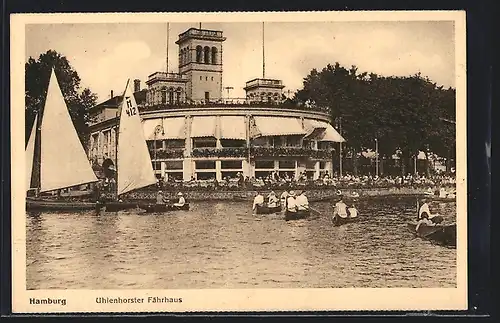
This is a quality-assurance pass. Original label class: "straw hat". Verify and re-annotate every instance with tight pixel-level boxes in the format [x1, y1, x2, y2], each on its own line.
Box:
[177, 192, 183, 196]
[289, 190, 295, 196]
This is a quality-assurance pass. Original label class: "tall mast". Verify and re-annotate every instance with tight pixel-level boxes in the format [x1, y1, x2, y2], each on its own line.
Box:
[166, 22, 170, 73]
[262, 22, 265, 79]
[115, 78, 130, 199]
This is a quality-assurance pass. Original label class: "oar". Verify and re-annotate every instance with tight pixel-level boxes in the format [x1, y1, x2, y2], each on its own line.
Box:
[308, 206, 324, 220]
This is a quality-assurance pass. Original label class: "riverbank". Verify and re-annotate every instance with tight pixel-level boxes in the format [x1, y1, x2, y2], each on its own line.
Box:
[116, 185, 456, 202]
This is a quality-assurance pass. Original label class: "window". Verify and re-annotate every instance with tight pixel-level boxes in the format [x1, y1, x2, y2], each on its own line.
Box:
[320, 161, 326, 169]
[255, 171, 272, 179]
[196, 172, 216, 180]
[200, 76, 202, 80]
[221, 160, 242, 169]
[273, 136, 283, 147]
[204, 46, 210, 64]
[161, 90, 167, 104]
[220, 139, 246, 148]
[211, 76, 214, 81]
[196, 46, 203, 63]
[168, 89, 174, 105]
[205, 92, 210, 101]
[193, 137, 216, 148]
[255, 160, 274, 169]
[222, 171, 239, 179]
[195, 160, 216, 170]
[166, 172, 183, 181]
[205, 76, 208, 81]
[211, 47, 217, 64]
[165, 139, 185, 148]
[279, 160, 295, 169]
[166, 161, 183, 170]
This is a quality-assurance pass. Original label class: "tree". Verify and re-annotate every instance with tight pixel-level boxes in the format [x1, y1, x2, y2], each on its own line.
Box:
[295, 62, 456, 176]
[25, 50, 98, 148]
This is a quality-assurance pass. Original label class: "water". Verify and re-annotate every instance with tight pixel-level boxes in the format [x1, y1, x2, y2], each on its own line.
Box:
[26, 196, 456, 289]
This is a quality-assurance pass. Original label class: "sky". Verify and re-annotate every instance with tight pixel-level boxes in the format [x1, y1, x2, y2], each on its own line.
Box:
[25, 21, 455, 104]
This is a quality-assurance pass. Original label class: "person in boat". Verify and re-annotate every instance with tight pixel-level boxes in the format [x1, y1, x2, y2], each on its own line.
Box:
[280, 191, 289, 210]
[348, 204, 358, 218]
[173, 192, 186, 207]
[415, 212, 436, 231]
[418, 200, 443, 224]
[332, 195, 348, 222]
[156, 190, 165, 205]
[286, 191, 297, 213]
[252, 191, 265, 211]
[267, 191, 279, 208]
[439, 187, 447, 198]
[295, 190, 309, 212]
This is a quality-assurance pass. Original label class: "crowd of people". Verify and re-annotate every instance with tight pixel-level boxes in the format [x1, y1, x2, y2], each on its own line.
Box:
[151, 172, 456, 192]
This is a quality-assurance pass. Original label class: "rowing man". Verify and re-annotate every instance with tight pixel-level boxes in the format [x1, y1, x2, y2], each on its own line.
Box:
[332, 195, 348, 223]
[252, 191, 264, 211]
[295, 190, 309, 211]
[418, 200, 443, 224]
[173, 192, 186, 207]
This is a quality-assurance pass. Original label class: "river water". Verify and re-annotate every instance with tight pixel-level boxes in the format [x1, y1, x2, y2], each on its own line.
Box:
[26, 196, 456, 289]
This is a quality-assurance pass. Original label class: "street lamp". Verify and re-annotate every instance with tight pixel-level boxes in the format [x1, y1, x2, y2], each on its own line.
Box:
[375, 138, 379, 177]
[154, 124, 164, 177]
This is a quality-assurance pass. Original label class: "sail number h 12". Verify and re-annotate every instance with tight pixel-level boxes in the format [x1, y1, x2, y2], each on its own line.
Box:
[125, 97, 137, 117]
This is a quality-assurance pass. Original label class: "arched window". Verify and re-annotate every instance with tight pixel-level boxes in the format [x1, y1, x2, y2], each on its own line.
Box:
[211, 47, 217, 64]
[176, 87, 182, 104]
[196, 46, 203, 63]
[204, 46, 210, 64]
[161, 87, 167, 104]
[168, 88, 174, 105]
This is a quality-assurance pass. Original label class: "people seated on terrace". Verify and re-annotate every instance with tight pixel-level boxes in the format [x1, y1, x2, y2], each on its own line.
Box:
[252, 191, 264, 211]
[174, 192, 186, 207]
[295, 191, 309, 211]
[267, 191, 279, 208]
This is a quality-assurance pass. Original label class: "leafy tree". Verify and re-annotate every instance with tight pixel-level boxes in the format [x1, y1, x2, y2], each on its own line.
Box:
[295, 62, 456, 176]
[25, 50, 98, 149]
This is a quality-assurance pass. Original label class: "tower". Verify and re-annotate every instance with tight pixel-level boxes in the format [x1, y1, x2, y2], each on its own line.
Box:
[175, 27, 226, 103]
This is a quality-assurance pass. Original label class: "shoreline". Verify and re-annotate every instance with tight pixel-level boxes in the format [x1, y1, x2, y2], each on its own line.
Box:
[119, 185, 456, 202]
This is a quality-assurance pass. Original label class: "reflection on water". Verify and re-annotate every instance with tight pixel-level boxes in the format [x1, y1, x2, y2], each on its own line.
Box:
[26, 196, 456, 289]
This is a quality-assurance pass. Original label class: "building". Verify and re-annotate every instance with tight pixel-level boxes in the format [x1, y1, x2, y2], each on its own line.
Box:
[88, 26, 345, 182]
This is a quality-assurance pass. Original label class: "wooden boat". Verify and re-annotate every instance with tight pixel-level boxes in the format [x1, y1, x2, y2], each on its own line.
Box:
[138, 203, 190, 213]
[26, 197, 97, 211]
[427, 196, 456, 203]
[331, 214, 359, 226]
[25, 69, 99, 211]
[255, 204, 281, 214]
[285, 209, 310, 221]
[407, 222, 456, 247]
[96, 201, 139, 212]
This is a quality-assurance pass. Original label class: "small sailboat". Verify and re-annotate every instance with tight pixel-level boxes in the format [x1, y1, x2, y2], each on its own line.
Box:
[98, 80, 157, 212]
[26, 69, 99, 211]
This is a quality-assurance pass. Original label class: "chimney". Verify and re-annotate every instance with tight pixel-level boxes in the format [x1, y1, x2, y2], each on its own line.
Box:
[134, 79, 141, 92]
[111, 90, 114, 98]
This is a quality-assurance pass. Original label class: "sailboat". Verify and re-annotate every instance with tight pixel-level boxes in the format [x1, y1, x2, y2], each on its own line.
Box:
[97, 79, 158, 212]
[26, 69, 99, 211]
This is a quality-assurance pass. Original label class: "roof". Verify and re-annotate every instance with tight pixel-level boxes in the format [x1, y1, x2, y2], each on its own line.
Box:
[90, 89, 147, 111]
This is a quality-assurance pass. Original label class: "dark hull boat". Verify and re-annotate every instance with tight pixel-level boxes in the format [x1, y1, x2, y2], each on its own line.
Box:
[139, 203, 190, 213]
[26, 197, 97, 211]
[96, 201, 139, 212]
[331, 215, 359, 226]
[285, 210, 310, 221]
[407, 222, 456, 247]
[255, 205, 281, 214]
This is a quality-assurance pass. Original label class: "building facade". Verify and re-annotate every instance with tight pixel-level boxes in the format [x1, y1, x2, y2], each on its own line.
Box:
[88, 26, 345, 181]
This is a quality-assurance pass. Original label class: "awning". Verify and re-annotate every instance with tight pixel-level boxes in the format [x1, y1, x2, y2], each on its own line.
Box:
[143, 118, 185, 140]
[317, 122, 345, 142]
[253, 117, 306, 137]
[220, 116, 246, 140]
[191, 116, 216, 138]
[303, 119, 327, 138]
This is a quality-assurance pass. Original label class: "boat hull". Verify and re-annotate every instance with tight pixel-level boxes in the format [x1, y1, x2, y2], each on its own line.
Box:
[331, 215, 359, 226]
[285, 210, 310, 221]
[139, 203, 190, 213]
[98, 201, 139, 212]
[255, 205, 281, 214]
[26, 198, 97, 211]
[407, 222, 456, 247]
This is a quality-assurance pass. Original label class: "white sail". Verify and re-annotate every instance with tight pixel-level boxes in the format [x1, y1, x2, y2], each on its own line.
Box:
[25, 114, 37, 192]
[117, 80, 156, 195]
[39, 69, 98, 192]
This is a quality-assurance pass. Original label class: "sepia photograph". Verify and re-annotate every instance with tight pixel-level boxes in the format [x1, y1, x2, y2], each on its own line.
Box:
[11, 11, 467, 313]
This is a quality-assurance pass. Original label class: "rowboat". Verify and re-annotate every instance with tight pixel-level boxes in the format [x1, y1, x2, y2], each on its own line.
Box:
[255, 204, 281, 214]
[138, 203, 190, 213]
[285, 209, 310, 221]
[331, 214, 359, 226]
[96, 201, 139, 212]
[407, 222, 456, 247]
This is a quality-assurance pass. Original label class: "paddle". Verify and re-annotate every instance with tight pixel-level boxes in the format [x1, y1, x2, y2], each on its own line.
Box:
[308, 206, 323, 220]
